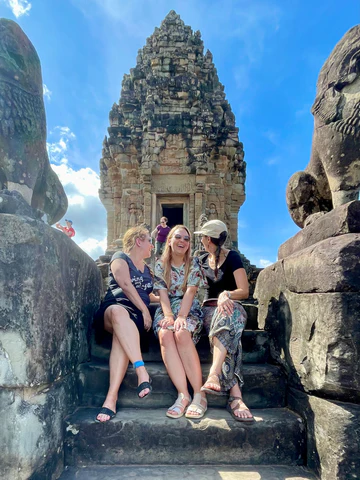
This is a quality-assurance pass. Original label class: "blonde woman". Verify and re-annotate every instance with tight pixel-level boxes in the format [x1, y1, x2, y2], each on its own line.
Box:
[94, 226, 157, 423]
[153, 225, 207, 419]
[194, 219, 253, 422]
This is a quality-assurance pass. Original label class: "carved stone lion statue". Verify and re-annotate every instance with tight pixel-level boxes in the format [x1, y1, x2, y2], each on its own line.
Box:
[287, 25, 360, 228]
[0, 19, 67, 224]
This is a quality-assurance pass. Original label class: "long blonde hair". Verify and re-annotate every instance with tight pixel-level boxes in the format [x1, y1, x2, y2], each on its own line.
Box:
[123, 225, 149, 254]
[161, 225, 192, 293]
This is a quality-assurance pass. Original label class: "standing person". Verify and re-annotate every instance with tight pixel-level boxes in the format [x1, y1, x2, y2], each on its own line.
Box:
[153, 225, 207, 419]
[94, 225, 158, 423]
[152, 216, 171, 258]
[55, 219, 75, 238]
[194, 220, 254, 422]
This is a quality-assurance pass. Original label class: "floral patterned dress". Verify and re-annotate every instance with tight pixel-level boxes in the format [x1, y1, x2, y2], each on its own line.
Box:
[153, 257, 206, 344]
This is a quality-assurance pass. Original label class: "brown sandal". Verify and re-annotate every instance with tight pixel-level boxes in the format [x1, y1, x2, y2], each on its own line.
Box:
[227, 396, 254, 423]
[200, 373, 223, 396]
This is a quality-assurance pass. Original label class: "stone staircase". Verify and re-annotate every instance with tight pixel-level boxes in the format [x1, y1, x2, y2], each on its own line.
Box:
[59, 304, 317, 479]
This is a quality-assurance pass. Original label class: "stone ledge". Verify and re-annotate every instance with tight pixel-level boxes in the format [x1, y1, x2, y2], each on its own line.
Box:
[278, 201, 360, 259]
[64, 407, 306, 466]
[288, 388, 360, 480]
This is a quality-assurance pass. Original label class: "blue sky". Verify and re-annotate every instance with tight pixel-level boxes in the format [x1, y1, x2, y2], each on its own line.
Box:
[1, 0, 359, 265]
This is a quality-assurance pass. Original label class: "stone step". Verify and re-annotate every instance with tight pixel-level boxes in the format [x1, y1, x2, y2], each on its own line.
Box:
[77, 362, 286, 409]
[91, 329, 269, 364]
[64, 407, 305, 467]
[59, 464, 317, 479]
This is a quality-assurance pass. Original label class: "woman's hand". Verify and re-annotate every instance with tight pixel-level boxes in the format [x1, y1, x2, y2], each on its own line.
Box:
[142, 308, 153, 332]
[217, 291, 234, 316]
[174, 315, 187, 332]
[159, 315, 175, 329]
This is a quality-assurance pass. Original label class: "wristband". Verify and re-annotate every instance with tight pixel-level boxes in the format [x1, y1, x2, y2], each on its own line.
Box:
[223, 290, 231, 299]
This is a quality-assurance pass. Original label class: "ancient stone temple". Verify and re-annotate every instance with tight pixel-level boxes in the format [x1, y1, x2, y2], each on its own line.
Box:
[99, 10, 246, 249]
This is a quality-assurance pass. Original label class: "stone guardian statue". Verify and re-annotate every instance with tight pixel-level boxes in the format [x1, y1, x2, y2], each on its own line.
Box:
[287, 25, 360, 227]
[0, 19, 67, 224]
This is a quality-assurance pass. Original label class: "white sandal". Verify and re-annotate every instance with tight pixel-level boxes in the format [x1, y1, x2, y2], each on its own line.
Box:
[166, 393, 191, 419]
[185, 393, 208, 419]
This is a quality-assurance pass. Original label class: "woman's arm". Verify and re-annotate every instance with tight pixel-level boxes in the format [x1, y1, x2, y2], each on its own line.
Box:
[227, 268, 249, 300]
[158, 289, 175, 328]
[174, 286, 198, 331]
[111, 258, 152, 330]
[149, 292, 160, 303]
[217, 267, 249, 316]
[151, 228, 158, 238]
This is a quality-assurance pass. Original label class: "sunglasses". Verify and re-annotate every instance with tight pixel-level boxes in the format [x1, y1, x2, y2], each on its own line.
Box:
[174, 234, 190, 242]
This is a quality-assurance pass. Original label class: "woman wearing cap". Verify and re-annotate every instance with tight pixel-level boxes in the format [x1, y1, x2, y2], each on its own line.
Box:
[194, 219, 253, 422]
[94, 225, 157, 423]
[153, 225, 208, 419]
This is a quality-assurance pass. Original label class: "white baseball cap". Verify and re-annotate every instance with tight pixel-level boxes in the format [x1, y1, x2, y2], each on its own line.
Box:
[194, 219, 228, 239]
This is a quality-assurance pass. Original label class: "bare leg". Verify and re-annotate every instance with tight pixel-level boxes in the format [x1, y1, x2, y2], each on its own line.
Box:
[96, 333, 129, 422]
[106, 305, 150, 397]
[175, 330, 205, 396]
[159, 329, 191, 415]
[201, 337, 227, 392]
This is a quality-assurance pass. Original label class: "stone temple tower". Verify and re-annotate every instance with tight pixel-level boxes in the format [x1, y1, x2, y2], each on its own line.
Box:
[99, 10, 246, 250]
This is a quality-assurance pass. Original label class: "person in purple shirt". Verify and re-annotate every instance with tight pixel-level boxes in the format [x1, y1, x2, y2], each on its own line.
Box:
[152, 216, 171, 258]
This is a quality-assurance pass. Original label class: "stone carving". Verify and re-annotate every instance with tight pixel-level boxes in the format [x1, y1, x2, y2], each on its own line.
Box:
[286, 25, 360, 228]
[0, 19, 67, 224]
[99, 11, 246, 247]
[207, 202, 218, 220]
[128, 202, 139, 227]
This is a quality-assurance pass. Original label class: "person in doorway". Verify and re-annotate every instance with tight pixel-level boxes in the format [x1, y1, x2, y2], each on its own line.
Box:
[55, 219, 75, 238]
[194, 219, 254, 422]
[152, 216, 171, 258]
[153, 225, 208, 419]
[94, 225, 158, 423]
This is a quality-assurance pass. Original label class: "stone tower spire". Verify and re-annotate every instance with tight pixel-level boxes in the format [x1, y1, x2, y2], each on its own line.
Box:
[100, 10, 246, 250]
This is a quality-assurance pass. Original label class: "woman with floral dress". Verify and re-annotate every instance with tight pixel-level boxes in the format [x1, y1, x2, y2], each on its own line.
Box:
[153, 225, 207, 419]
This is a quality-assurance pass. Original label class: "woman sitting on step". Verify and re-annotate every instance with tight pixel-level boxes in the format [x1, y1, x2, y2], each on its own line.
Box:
[153, 225, 208, 419]
[194, 220, 254, 422]
[94, 225, 158, 423]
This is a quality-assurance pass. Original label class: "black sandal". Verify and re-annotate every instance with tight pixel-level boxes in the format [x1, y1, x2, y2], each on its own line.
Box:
[95, 407, 116, 423]
[137, 377, 152, 398]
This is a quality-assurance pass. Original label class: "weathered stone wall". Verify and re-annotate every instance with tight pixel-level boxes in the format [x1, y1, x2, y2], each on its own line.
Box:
[0, 214, 102, 480]
[254, 202, 360, 480]
[99, 11, 246, 251]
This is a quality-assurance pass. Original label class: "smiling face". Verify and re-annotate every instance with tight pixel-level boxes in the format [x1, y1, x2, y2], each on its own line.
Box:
[169, 227, 191, 257]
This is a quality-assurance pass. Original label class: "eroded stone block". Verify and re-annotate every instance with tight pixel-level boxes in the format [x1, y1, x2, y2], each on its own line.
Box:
[288, 389, 360, 480]
[0, 214, 102, 387]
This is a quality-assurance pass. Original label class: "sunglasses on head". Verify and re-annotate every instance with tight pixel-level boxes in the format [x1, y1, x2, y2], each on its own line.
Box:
[174, 234, 190, 242]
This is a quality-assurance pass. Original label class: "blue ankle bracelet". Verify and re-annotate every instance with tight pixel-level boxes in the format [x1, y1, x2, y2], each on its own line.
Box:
[133, 360, 145, 369]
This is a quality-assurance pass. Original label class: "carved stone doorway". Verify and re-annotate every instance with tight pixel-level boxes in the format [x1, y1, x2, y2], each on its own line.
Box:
[162, 204, 183, 228]
[152, 195, 189, 231]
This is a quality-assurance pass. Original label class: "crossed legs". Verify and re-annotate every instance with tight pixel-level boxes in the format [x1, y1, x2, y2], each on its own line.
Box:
[202, 337, 253, 420]
[96, 305, 150, 422]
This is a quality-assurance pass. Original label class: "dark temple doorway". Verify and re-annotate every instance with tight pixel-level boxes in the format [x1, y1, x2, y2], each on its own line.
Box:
[162, 204, 183, 228]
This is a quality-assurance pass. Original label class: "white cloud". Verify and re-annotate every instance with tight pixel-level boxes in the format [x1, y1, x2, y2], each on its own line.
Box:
[78, 237, 107, 259]
[3, 0, 31, 17]
[259, 258, 274, 268]
[43, 84, 52, 101]
[48, 126, 107, 259]
[47, 126, 76, 165]
[265, 155, 281, 166]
